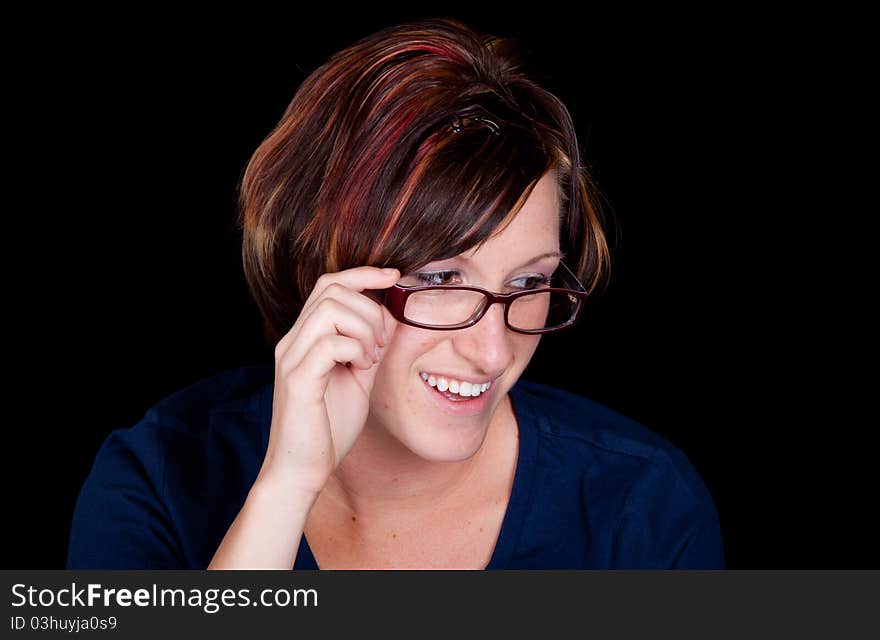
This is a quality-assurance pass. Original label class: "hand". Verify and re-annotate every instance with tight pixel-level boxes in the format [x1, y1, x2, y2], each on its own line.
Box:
[257, 266, 401, 498]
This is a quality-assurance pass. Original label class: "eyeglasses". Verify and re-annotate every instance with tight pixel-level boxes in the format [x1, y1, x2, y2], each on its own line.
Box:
[367, 260, 589, 334]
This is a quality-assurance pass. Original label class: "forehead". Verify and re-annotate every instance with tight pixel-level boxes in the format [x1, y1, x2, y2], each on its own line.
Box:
[463, 171, 561, 259]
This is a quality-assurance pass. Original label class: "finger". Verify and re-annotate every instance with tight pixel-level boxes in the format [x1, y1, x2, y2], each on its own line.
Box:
[276, 266, 399, 356]
[279, 297, 382, 373]
[295, 281, 389, 350]
[288, 334, 377, 404]
[277, 294, 379, 366]
[304, 266, 399, 314]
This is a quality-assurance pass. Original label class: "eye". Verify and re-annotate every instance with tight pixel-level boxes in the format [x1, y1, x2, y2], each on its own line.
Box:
[412, 271, 553, 289]
[416, 270, 462, 286]
[511, 274, 552, 290]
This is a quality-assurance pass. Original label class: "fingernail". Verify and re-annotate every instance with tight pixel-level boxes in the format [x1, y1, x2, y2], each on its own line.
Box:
[382, 327, 389, 343]
[373, 344, 381, 361]
[382, 268, 399, 277]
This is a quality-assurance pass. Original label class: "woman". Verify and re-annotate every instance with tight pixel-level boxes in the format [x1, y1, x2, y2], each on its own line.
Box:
[67, 18, 724, 569]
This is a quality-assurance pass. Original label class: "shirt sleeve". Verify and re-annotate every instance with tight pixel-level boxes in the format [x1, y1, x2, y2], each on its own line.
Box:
[612, 448, 725, 569]
[67, 415, 185, 569]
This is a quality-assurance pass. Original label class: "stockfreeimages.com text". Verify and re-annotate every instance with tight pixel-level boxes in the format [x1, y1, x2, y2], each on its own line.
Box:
[11, 583, 318, 614]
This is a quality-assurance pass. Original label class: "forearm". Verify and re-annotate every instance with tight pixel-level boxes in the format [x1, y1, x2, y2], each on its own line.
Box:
[208, 474, 319, 570]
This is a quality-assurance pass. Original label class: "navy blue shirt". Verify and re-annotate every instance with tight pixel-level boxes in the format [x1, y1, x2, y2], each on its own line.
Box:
[67, 363, 725, 569]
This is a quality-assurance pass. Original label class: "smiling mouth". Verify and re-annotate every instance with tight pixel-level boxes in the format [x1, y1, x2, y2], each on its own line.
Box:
[419, 372, 492, 402]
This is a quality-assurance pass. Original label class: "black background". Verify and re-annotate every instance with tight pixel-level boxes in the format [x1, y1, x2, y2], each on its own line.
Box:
[6, 9, 868, 568]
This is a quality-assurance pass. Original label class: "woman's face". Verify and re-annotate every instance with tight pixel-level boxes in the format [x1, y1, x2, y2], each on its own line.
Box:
[368, 170, 562, 461]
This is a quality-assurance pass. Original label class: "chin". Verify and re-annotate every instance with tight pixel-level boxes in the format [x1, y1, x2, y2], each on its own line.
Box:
[369, 367, 502, 462]
[400, 427, 489, 463]
[396, 392, 499, 463]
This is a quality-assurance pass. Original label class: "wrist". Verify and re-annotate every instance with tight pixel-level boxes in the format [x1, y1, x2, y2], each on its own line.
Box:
[250, 468, 322, 512]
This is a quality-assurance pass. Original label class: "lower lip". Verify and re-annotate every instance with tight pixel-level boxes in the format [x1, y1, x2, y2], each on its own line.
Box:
[420, 374, 494, 416]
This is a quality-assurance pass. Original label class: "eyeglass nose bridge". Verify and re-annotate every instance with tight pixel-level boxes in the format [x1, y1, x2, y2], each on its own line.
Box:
[465, 289, 527, 331]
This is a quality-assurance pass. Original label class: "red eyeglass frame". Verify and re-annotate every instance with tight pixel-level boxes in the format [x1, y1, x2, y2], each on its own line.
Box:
[365, 260, 589, 335]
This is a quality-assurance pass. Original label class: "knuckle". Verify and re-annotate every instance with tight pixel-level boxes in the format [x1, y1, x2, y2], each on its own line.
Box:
[315, 333, 335, 353]
[314, 272, 332, 289]
[324, 282, 347, 297]
[319, 297, 344, 315]
[278, 356, 298, 378]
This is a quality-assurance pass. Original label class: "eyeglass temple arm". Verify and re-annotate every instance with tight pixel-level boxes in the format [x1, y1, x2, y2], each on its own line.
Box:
[363, 288, 389, 305]
[558, 260, 588, 292]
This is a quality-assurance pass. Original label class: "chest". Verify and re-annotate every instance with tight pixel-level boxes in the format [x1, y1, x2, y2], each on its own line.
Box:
[303, 495, 510, 569]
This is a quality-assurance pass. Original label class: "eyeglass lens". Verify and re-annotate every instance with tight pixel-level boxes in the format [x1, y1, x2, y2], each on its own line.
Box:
[402, 287, 579, 331]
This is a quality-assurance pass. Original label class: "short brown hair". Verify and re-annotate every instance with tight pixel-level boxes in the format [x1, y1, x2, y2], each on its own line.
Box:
[237, 17, 610, 346]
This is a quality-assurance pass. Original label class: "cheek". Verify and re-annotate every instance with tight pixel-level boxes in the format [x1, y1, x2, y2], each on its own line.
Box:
[369, 350, 424, 418]
[371, 335, 433, 392]
[382, 329, 441, 369]
[513, 334, 542, 359]
[369, 332, 452, 416]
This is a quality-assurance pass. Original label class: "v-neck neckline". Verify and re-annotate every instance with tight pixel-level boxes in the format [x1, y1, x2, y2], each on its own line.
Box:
[258, 379, 538, 570]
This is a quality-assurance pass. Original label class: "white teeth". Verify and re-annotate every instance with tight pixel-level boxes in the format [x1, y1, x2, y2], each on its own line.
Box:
[420, 372, 492, 398]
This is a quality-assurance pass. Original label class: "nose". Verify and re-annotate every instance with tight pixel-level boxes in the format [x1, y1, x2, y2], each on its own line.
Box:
[452, 298, 515, 375]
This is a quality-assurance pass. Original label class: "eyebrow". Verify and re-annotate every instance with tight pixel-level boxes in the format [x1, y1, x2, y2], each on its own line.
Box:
[436, 250, 563, 272]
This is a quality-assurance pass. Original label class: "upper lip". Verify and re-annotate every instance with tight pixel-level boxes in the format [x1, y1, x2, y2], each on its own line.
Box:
[420, 370, 494, 385]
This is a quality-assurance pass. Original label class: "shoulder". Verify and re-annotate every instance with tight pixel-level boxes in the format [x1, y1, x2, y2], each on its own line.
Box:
[68, 362, 275, 568]
[511, 377, 711, 500]
[509, 378, 724, 568]
[146, 361, 274, 435]
[80, 363, 272, 484]
[511, 377, 685, 461]
[108, 361, 274, 454]
[102, 361, 275, 490]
